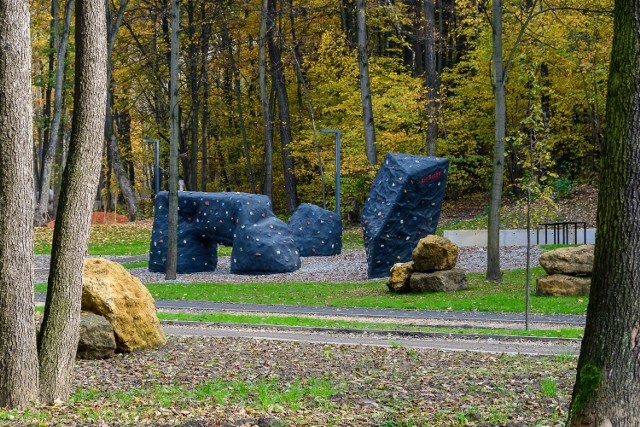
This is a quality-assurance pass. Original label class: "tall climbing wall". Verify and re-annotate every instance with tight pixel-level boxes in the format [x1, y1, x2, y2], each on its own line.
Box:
[149, 192, 301, 274]
[361, 153, 450, 278]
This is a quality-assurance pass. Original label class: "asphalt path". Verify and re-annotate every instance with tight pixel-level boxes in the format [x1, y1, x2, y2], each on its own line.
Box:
[162, 322, 582, 356]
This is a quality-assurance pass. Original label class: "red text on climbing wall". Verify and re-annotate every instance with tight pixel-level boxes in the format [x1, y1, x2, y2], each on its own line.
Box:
[420, 170, 443, 184]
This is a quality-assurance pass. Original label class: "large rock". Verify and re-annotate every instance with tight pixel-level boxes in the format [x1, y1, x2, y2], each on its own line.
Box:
[361, 153, 450, 278]
[150, 191, 300, 274]
[412, 235, 459, 272]
[409, 269, 467, 292]
[387, 261, 414, 293]
[288, 203, 342, 256]
[36, 311, 116, 360]
[536, 274, 591, 296]
[82, 258, 166, 352]
[539, 245, 594, 275]
[77, 312, 116, 360]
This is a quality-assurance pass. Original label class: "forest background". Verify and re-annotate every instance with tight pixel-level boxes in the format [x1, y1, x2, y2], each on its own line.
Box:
[30, 0, 612, 223]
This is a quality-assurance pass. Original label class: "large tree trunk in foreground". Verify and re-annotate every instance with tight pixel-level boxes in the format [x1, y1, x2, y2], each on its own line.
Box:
[0, 0, 39, 409]
[567, 0, 640, 424]
[38, 0, 107, 403]
[486, 0, 505, 282]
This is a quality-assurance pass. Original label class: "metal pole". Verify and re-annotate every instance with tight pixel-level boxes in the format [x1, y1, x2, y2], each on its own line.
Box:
[143, 139, 160, 194]
[320, 129, 341, 216]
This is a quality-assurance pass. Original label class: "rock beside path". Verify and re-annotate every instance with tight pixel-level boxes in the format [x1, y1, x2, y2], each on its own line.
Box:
[539, 245, 594, 275]
[412, 235, 459, 272]
[387, 261, 414, 292]
[82, 258, 166, 352]
[536, 274, 591, 296]
[410, 269, 468, 292]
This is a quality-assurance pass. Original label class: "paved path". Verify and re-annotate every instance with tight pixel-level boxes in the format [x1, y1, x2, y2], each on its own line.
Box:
[34, 293, 585, 326]
[163, 322, 581, 356]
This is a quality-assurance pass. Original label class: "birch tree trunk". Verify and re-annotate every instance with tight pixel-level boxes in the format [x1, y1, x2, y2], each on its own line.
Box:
[356, 0, 377, 166]
[38, 0, 107, 403]
[0, 0, 39, 409]
[567, 0, 640, 424]
[486, 0, 505, 281]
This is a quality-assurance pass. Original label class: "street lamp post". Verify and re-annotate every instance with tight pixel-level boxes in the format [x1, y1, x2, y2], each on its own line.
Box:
[320, 129, 341, 216]
[143, 139, 160, 194]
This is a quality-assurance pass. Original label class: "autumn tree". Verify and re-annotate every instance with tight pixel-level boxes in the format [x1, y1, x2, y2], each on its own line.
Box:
[38, 0, 108, 402]
[567, 0, 640, 423]
[0, 0, 40, 409]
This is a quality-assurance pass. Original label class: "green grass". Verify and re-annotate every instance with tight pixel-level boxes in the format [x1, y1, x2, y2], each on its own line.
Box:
[35, 223, 151, 256]
[65, 376, 342, 420]
[120, 259, 149, 269]
[142, 267, 587, 315]
[158, 311, 584, 339]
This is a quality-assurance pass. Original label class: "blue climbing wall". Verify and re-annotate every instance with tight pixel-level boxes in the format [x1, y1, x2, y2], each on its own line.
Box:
[288, 203, 342, 256]
[149, 192, 301, 274]
[361, 153, 450, 278]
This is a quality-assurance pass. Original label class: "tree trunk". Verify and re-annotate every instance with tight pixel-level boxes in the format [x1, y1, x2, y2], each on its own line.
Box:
[34, 0, 74, 227]
[424, 0, 438, 156]
[165, 0, 179, 280]
[259, 0, 273, 201]
[267, 0, 299, 212]
[38, 0, 107, 403]
[106, 95, 137, 220]
[38, 0, 57, 193]
[104, 0, 136, 221]
[567, 0, 640, 424]
[200, 1, 210, 192]
[222, 19, 255, 193]
[486, 0, 505, 282]
[187, 0, 199, 191]
[0, 0, 39, 409]
[356, 0, 377, 166]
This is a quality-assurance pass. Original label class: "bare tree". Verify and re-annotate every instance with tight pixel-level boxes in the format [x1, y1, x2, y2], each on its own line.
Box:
[38, 0, 108, 403]
[0, 0, 39, 409]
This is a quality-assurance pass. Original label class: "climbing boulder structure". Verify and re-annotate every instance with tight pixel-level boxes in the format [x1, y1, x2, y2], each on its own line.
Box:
[288, 203, 342, 256]
[149, 192, 301, 274]
[361, 153, 450, 278]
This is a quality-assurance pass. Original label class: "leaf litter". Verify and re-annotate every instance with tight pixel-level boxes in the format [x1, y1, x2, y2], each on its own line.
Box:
[8, 336, 577, 426]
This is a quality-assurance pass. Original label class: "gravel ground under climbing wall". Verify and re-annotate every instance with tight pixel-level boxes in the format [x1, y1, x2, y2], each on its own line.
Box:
[34, 246, 543, 284]
[127, 246, 543, 284]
